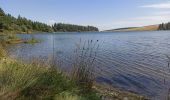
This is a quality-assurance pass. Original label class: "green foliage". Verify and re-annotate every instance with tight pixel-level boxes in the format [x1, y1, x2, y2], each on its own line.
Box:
[159, 22, 170, 30]
[53, 23, 99, 32]
[24, 38, 41, 44]
[0, 58, 100, 100]
[19, 69, 73, 99]
[0, 8, 5, 16]
[0, 60, 47, 100]
[0, 8, 54, 34]
[0, 7, 99, 34]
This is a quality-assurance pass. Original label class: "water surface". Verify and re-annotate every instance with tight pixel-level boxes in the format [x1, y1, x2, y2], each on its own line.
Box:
[7, 31, 170, 100]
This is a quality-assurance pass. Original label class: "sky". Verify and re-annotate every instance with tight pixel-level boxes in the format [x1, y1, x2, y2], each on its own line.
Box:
[0, 0, 170, 31]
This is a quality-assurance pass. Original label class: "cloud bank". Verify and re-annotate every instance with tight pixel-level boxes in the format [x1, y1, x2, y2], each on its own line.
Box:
[141, 2, 170, 9]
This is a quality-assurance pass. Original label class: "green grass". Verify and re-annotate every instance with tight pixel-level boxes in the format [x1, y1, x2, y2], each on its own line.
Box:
[0, 46, 5, 58]
[24, 38, 41, 44]
[0, 59, 100, 100]
[0, 44, 100, 100]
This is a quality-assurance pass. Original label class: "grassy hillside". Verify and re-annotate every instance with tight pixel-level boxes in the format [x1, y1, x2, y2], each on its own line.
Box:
[106, 25, 159, 32]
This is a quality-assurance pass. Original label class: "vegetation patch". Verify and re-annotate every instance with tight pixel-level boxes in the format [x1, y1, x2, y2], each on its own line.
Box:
[1, 34, 41, 44]
[24, 38, 41, 44]
[0, 58, 100, 100]
[0, 44, 100, 100]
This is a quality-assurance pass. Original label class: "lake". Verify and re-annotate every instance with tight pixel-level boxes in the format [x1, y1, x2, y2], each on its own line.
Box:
[6, 31, 170, 100]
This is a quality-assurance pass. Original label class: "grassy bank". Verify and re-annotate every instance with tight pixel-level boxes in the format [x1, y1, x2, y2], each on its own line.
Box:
[0, 60, 100, 100]
[0, 40, 100, 100]
[0, 46, 100, 100]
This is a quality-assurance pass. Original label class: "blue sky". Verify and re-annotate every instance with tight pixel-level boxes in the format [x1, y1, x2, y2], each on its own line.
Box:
[1, 0, 170, 30]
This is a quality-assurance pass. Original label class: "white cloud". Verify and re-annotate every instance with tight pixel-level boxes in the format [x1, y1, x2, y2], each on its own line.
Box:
[134, 15, 170, 22]
[153, 11, 170, 15]
[47, 20, 56, 26]
[141, 2, 170, 9]
[47, 19, 69, 25]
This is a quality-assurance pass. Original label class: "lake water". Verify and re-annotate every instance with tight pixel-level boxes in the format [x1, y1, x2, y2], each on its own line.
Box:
[6, 31, 170, 100]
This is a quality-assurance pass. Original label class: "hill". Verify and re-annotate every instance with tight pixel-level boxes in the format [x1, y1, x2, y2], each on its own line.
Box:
[106, 25, 159, 32]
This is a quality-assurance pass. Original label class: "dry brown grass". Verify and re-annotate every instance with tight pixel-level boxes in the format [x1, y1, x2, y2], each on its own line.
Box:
[109, 24, 159, 32]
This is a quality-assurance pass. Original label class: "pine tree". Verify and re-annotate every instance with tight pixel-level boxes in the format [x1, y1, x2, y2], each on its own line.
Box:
[0, 8, 5, 16]
[158, 22, 170, 30]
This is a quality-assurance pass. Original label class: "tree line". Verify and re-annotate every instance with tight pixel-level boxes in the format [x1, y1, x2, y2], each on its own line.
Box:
[52, 23, 98, 32]
[0, 7, 99, 34]
[158, 22, 170, 30]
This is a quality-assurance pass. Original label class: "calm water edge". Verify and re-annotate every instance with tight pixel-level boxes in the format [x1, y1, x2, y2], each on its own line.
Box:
[6, 31, 170, 100]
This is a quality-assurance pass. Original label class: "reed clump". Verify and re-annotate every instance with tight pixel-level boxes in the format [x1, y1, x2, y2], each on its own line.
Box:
[72, 40, 99, 92]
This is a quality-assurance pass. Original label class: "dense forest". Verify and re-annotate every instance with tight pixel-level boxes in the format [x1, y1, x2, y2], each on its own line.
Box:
[158, 22, 170, 30]
[0, 8, 98, 34]
[53, 23, 98, 32]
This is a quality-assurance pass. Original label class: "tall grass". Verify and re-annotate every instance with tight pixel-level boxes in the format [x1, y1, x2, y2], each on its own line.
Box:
[0, 44, 6, 58]
[72, 40, 99, 92]
[0, 56, 79, 100]
[0, 41, 101, 100]
[0, 61, 47, 99]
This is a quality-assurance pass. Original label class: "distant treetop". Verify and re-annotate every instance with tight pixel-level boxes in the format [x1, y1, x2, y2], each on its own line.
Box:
[53, 23, 99, 32]
[159, 22, 170, 30]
